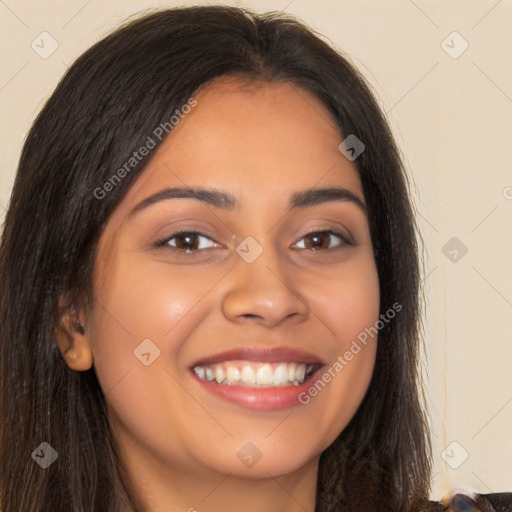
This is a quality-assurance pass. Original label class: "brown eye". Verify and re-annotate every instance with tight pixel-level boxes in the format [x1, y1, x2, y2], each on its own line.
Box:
[173, 233, 200, 251]
[294, 230, 352, 251]
[155, 231, 217, 252]
[303, 233, 330, 250]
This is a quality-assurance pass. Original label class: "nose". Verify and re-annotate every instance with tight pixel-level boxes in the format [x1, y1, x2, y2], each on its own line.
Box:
[222, 249, 309, 329]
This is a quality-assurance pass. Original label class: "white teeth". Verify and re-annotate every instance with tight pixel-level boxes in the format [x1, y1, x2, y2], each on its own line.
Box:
[256, 363, 274, 385]
[295, 364, 306, 382]
[273, 363, 289, 385]
[240, 365, 256, 385]
[214, 366, 226, 384]
[226, 366, 240, 384]
[194, 366, 206, 379]
[193, 361, 313, 387]
[288, 362, 296, 382]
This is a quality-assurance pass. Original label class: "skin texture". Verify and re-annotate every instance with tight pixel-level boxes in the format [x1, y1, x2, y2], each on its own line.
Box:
[57, 78, 380, 512]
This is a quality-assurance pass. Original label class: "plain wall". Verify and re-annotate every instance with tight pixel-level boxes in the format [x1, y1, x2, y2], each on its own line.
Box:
[0, 0, 511, 501]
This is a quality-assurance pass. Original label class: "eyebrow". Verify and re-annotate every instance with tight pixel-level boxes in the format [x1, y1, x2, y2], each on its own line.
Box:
[129, 186, 366, 218]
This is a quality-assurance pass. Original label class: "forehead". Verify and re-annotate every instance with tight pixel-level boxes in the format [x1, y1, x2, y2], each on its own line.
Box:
[93, 78, 367, 286]
[114, 77, 363, 216]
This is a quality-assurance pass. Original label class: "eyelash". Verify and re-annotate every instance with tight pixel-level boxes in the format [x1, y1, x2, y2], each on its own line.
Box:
[153, 229, 355, 253]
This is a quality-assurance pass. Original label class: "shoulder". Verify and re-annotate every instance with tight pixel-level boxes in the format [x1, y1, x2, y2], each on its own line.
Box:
[420, 493, 512, 511]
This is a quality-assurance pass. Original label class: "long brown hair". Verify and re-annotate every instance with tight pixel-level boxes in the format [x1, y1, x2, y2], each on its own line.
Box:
[0, 6, 431, 511]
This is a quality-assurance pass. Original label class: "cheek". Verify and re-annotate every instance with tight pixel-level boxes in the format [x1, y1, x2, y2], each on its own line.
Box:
[294, 256, 380, 426]
[91, 248, 380, 396]
[303, 252, 380, 345]
[320, 271, 379, 369]
[87, 262, 227, 462]
[92, 260, 227, 345]
[87, 259, 229, 402]
[87, 244, 381, 475]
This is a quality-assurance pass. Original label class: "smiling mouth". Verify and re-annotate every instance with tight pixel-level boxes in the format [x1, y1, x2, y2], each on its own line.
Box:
[192, 360, 320, 387]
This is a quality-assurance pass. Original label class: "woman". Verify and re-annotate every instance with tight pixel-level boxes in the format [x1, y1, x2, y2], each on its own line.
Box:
[0, 5, 509, 512]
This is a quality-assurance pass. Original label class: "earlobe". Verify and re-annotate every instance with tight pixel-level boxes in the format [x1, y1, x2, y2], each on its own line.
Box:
[55, 312, 94, 371]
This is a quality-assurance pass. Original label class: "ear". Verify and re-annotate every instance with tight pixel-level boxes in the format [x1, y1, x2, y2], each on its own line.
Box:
[55, 307, 93, 371]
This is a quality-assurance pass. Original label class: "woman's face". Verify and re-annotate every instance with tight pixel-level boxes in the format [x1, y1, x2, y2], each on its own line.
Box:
[77, 78, 380, 481]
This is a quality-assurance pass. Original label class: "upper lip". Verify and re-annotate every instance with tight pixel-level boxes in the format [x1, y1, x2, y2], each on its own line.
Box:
[191, 346, 326, 367]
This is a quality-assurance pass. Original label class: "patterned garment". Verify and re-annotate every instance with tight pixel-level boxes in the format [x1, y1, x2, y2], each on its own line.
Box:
[420, 493, 512, 511]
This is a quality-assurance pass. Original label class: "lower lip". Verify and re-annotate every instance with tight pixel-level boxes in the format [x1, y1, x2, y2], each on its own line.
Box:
[191, 367, 324, 411]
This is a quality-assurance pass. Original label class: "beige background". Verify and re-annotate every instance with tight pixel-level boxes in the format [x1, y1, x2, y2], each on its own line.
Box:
[1, 0, 511, 501]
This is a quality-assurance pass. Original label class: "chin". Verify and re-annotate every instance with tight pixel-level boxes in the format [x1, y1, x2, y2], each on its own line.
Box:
[198, 438, 321, 479]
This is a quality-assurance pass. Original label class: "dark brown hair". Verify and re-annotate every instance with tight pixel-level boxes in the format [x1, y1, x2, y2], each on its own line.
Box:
[0, 6, 431, 511]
